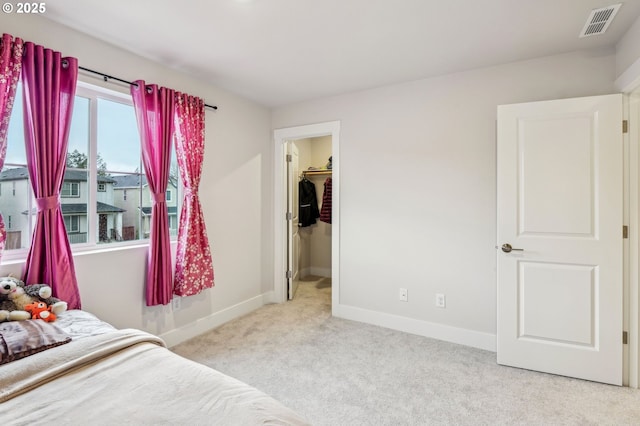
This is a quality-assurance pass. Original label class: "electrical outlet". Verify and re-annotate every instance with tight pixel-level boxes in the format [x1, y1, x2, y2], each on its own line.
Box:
[172, 296, 181, 311]
[399, 288, 408, 302]
[435, 293, 446, 308]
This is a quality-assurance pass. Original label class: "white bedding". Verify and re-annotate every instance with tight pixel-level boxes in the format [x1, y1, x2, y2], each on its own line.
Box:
[0, 310, 309, 425]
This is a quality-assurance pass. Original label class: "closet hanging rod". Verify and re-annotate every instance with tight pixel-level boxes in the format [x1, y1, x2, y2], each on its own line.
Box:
[78, 66, 218, 110]
[302, 169, 332, 175]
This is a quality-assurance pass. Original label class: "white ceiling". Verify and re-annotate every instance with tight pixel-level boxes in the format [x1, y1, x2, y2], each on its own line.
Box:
[44, 0, 640, 107]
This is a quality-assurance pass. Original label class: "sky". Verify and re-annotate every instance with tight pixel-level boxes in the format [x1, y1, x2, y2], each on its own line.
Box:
[4, 83, 174, 174]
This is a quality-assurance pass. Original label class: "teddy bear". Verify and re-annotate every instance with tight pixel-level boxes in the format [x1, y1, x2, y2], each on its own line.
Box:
[16, 281, 68, 315]
[0, 297, 30, 322]
[1, 276, 32, 322]
[24, 301, 57, 322]
[16, 276, 66, 314]
[0, 276, 67, 322]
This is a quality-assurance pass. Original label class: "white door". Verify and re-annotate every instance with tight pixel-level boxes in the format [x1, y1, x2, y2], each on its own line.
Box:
[497, 94, 623, 385]
[287, 142, 300, 299]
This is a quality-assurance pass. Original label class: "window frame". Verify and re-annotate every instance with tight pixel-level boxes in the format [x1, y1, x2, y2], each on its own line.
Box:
[64, 215, 80, 233]
[61, 181, 80, 198]
[1, 80, 181, 263]
[75, 82, 156, 251]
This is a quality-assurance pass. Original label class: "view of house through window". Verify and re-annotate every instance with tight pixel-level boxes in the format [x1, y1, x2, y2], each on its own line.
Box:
[0, 82, 179, 253]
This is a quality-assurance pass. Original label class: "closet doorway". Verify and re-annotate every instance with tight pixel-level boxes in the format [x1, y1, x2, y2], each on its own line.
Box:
[273, 121, 340, 312]
[288, 136, 333, 299]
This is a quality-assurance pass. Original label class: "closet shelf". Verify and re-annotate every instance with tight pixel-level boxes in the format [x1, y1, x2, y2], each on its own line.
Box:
[302, 169, 332, 176]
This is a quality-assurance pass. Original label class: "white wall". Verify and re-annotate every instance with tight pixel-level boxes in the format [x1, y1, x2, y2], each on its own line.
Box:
[272, 48, 618, 348]
[0, 13, 627, 352]
[0, 14, 274, 346]
[616, 14, 640, 79]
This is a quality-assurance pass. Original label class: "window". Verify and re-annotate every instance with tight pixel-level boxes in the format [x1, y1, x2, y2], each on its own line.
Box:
[61, 182, 80, 197]
[64, 215, 80, 232]
[166, 189, 172, 202]
[7, 215, 11, 229]
[169, 214, 178, 236]
[0, 81, 180, 257]
[95, 95, 146, 244]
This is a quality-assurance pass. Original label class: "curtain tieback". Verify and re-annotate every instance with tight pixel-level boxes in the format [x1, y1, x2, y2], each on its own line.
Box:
[36, 195, 60, 211]
[183, 187, 197, 198]
[152, 191, 166, 203]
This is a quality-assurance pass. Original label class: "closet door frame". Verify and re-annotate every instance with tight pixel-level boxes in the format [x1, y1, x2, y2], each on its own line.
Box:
[273, 121, 341, 312]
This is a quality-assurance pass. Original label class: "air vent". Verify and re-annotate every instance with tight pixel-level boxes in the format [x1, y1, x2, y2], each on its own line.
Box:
[579, 3, 622, 37]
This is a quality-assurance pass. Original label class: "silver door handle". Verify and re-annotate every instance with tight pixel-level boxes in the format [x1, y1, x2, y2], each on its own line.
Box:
[497, 243, 524, 253]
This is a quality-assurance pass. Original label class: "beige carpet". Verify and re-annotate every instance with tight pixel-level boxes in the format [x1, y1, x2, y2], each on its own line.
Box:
[172, 276, 640, 425]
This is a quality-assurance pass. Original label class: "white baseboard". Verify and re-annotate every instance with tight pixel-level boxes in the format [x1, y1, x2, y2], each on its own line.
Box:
[160, 294, 496, 352]
[262, 290, 277, 304]
[161, 294, 266, 348]
[333, 303, 496, 352]
[300, 267, 331, 279]
[309, 267, 331, 278]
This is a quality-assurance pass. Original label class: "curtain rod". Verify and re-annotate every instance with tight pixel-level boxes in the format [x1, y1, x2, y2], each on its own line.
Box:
[78, 66, 218, 110]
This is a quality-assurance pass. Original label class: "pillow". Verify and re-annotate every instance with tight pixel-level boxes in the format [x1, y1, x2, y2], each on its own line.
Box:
[0, 320, 71, 365]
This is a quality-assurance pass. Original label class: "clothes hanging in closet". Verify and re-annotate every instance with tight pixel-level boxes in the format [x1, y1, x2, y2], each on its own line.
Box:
[319, 177, 332, 224]
[299, 178, 320, 227]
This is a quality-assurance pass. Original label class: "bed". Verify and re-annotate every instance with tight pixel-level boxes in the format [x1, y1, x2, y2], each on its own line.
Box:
[0, 310, 309, 425]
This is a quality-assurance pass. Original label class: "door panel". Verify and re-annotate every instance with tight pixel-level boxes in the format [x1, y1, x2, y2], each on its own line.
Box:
[518, 262, 595, 346]
[287, 142, 300, 299]
[519, 115, 594, 236]
[497, 94, 623, 385]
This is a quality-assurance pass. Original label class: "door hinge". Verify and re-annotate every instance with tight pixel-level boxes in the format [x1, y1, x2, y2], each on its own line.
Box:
[623, 331, 628, 344]
[623, 225, 629, 239]
[286, 154, 292, 162]
[286, 212, 292, 220]
[286, 270, 292, 279]
[623, 120, 628, 134]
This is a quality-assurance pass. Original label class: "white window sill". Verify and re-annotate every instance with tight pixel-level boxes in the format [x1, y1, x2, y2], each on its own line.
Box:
[1, 239, 178, 265]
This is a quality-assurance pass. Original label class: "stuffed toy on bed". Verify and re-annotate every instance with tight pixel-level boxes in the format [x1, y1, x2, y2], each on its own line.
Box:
[0, 299, 30, 322]
[0, 277, 32, 322]
[24, 301, 57, 322]
[17, 281, 68, 315]
[0, 276, 67, 322]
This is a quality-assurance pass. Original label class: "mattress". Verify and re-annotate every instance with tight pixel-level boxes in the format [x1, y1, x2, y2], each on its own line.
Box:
[0, 310, 309, 425]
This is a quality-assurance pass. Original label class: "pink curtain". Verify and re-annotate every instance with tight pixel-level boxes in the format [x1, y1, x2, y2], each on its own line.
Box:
[173, 93, 214, 296]
[131, 80, 175, 306]
[21, 42, 81, 309]
[0, 34, 23, 258]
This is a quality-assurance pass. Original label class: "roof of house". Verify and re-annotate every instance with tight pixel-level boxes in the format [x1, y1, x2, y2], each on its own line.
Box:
[111, 174, 146, 188]
[71, 202, 126, 214]
[112, 174, 178, 189]
[0, 167, 28, 180]
[0, 167, 115, 183]
[142, 206, 178, 215]
[22, 202, 125, 215]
